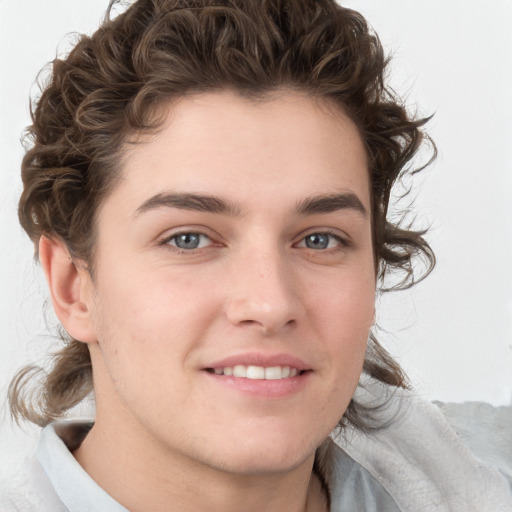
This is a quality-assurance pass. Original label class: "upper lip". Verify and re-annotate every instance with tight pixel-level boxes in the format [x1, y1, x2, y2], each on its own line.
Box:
[204, 352, 310, 371]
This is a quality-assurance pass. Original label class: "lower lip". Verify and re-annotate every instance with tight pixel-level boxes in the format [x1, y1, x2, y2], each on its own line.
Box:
[203, 371, 311, 399]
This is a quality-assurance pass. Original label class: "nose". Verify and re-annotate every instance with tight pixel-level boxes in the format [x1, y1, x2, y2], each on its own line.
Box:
[224, 245, 303, 336]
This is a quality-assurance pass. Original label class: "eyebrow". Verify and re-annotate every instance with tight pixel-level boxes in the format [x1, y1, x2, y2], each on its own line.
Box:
[294, 193, 368, 217]
[135, 191, 367, 218]
[135, 192, 242, 217]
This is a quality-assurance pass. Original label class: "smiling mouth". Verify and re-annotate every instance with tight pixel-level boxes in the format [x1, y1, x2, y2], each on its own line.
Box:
[205, 365, 309, 380]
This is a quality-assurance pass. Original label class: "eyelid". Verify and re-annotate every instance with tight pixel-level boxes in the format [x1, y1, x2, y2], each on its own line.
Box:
[294, 229, 351, 248]
[158, 226, 221, 249]
[166, 232, 212, 249]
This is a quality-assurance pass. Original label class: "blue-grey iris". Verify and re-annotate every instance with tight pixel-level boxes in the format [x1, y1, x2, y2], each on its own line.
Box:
[175, 233, 201, 249]
[305, 234, 329, 249]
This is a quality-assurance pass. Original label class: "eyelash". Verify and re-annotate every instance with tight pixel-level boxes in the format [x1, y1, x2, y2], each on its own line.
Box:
[159, 231, 216, 252]
[159, 229, 350, 254]
[296, 230, 350, 251]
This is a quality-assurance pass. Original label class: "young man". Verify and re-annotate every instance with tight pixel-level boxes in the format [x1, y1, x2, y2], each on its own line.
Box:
[2, 0, 511, 510]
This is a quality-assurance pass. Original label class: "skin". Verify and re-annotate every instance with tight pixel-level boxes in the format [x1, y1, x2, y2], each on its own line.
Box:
[42, 90, 376, 512]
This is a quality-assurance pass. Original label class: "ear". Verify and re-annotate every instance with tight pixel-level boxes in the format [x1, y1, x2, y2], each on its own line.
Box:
[39, 235, 97, 344]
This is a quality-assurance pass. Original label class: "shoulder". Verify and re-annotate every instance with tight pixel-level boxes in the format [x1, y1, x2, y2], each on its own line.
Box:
[432, 396, 512, 500]
[0, 420, 98, 512]
[435, 400, 512, 487]
[323, 440, 402, 511]
[0, 455, 67, 512]
[333, 381, 512, 512]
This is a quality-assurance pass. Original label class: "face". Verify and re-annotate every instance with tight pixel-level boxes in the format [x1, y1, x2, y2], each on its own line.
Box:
[81, 91, 375, 475]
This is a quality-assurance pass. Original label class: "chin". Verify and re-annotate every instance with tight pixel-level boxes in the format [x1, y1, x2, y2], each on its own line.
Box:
[199, 426, 322, 476]
[211, 449, 314, 476]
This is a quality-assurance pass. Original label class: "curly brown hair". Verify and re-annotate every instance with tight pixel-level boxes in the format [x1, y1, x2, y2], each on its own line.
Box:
[10, 0, 435, 430]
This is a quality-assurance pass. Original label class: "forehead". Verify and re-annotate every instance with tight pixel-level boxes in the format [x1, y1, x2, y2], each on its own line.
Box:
[105, 90, 370, 218]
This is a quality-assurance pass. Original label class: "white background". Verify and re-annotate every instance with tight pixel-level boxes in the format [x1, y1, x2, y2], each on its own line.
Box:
[0, 0, 511, 457]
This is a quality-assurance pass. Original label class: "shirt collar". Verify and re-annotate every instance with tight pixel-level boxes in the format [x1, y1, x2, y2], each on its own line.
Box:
[36, 421, 129, 512]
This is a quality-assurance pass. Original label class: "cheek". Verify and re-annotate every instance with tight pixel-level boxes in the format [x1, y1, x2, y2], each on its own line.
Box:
[311, 266, 375, 331]
[88, 267, 219, 376]
[311, 269, 375, 372]
[93, 259, 213, 324]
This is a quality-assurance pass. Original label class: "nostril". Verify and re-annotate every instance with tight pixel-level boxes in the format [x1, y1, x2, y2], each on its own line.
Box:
[239, 319, 259, 326]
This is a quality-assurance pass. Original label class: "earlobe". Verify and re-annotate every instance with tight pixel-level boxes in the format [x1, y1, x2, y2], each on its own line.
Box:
[39, 235, 97, 344]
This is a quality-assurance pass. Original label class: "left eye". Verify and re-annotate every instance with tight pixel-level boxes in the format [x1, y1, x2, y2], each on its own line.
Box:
[297, 232, 343, 250]
[166, 233, 212, 250]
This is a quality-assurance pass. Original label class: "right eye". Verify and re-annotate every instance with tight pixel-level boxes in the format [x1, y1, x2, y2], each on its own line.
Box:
[164, 232, 213, 250]
[294, 231, 348, 251]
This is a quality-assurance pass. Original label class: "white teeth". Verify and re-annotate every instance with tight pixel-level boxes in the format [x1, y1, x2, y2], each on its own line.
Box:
[247, 366, 265, 379]
[233, 365, 247, 378]
[211, 365, 301, 380]
[264, 366, 282, 380]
